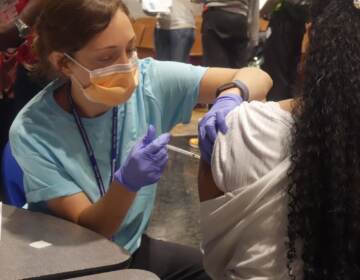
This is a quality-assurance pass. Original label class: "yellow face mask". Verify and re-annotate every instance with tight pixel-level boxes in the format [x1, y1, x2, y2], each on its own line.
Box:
[65, 53, 139, 106]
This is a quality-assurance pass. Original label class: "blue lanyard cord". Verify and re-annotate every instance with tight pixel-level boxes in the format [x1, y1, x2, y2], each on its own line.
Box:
[66, 83, 118, 197]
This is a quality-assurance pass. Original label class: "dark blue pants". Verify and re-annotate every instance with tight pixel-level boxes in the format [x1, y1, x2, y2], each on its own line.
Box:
[154, 28, 195, 63]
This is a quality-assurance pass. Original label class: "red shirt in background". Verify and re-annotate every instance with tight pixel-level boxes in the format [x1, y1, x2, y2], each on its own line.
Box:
[0, 0, 29, 23]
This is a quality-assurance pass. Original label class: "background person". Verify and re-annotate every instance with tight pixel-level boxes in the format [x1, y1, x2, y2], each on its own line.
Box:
[0, 0, 45, 195]
[193, 0, 260, 68]
[154, 0, 199, 62]
[261, 0, 311, 101]
[198, 0, 360, 278]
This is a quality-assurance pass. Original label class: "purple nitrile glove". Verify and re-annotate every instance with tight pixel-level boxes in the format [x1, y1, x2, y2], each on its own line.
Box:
[198, 94, 243, 164]
[114, 125, 171, 192]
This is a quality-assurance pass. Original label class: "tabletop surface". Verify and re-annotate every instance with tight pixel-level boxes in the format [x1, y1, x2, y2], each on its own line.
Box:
[70, 269, 160, 280]
[0, 204, 130, 280]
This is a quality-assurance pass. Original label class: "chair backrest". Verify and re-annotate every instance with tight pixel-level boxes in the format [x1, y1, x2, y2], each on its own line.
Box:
[133, 17, 156, 58]
[1, 142, 25, 207]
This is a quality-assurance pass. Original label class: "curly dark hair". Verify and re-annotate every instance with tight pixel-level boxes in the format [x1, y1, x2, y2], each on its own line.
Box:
[288, 0, 360, 279]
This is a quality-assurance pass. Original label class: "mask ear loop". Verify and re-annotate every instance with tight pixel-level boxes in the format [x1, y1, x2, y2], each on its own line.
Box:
[64, 53, 93, 90]
[64, 53, 92, 74]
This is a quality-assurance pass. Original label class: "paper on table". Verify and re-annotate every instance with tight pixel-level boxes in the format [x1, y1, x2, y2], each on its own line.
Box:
[142, 0, 173, 14]
[30, 240, 52, 249]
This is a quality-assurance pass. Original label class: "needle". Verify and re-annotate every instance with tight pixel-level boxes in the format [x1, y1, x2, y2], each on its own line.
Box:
[167, 144, 201, 160]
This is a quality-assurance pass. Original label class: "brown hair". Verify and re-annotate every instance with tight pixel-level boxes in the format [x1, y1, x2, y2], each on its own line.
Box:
[33, 0, 129, 80]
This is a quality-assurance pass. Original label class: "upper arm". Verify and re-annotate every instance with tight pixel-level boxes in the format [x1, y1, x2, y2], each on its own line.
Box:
[47, 192, 92, 223]
[198, 160, 224, 202]
[198, 67, 273, 104]
[198, 68, 238, 104]
[13, 143, 90, 224]
[278, 99, 295, 112]
[10, 127, 83, 206]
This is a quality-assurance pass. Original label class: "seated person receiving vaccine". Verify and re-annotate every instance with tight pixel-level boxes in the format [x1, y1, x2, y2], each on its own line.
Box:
[9, 0, 272, 278]
[198, 0, 360, 279]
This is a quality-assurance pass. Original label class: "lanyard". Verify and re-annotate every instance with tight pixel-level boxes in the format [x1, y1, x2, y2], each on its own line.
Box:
[67, 83, 118, 197]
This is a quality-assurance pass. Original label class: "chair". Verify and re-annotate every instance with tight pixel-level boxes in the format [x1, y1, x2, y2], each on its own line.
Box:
[132, 20, 146, 48]
[1, 142, 25, 207]
[133, 17, 156, 58]
[189, 16, 204, 65]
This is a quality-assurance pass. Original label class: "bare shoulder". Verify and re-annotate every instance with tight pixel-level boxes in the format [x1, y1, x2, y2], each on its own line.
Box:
[278, 99, 296, 113]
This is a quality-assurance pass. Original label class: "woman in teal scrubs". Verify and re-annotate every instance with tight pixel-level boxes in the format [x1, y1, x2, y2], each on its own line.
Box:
[9, 0, 272, 278]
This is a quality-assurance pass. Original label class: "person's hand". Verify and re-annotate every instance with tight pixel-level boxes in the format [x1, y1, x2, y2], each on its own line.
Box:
[198, 94, 243, 164]
[114, 125, 170, 192]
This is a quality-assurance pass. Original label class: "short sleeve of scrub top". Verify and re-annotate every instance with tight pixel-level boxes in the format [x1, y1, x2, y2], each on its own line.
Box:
[10, 58, 208, 253]
[139, 59, 207, 132]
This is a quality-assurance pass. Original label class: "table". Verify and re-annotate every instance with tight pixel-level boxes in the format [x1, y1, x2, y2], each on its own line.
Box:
[71, 269, 160, 279]
[0, 204, 130, 280]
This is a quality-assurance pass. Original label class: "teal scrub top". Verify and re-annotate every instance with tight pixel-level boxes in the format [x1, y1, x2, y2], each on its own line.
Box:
[10, 58, 207, 253]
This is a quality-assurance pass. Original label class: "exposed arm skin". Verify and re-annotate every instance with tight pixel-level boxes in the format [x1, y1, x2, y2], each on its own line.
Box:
[47, 181, 136, 239]
[198, 159, 224, 202]
[198, 67, 273, 104]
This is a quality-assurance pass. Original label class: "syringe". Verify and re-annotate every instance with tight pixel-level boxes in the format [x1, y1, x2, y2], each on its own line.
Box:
[167, 144, 201, 160]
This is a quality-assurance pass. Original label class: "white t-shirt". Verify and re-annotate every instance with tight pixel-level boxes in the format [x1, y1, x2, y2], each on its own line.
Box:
[157, 0, 197, 30]
[200, 101, 303, 279]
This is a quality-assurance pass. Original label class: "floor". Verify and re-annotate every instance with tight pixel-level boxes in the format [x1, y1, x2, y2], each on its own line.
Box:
[147, 109, 205, 248]
[170, 107, 206, 137]
[147, 135, 201, 247]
